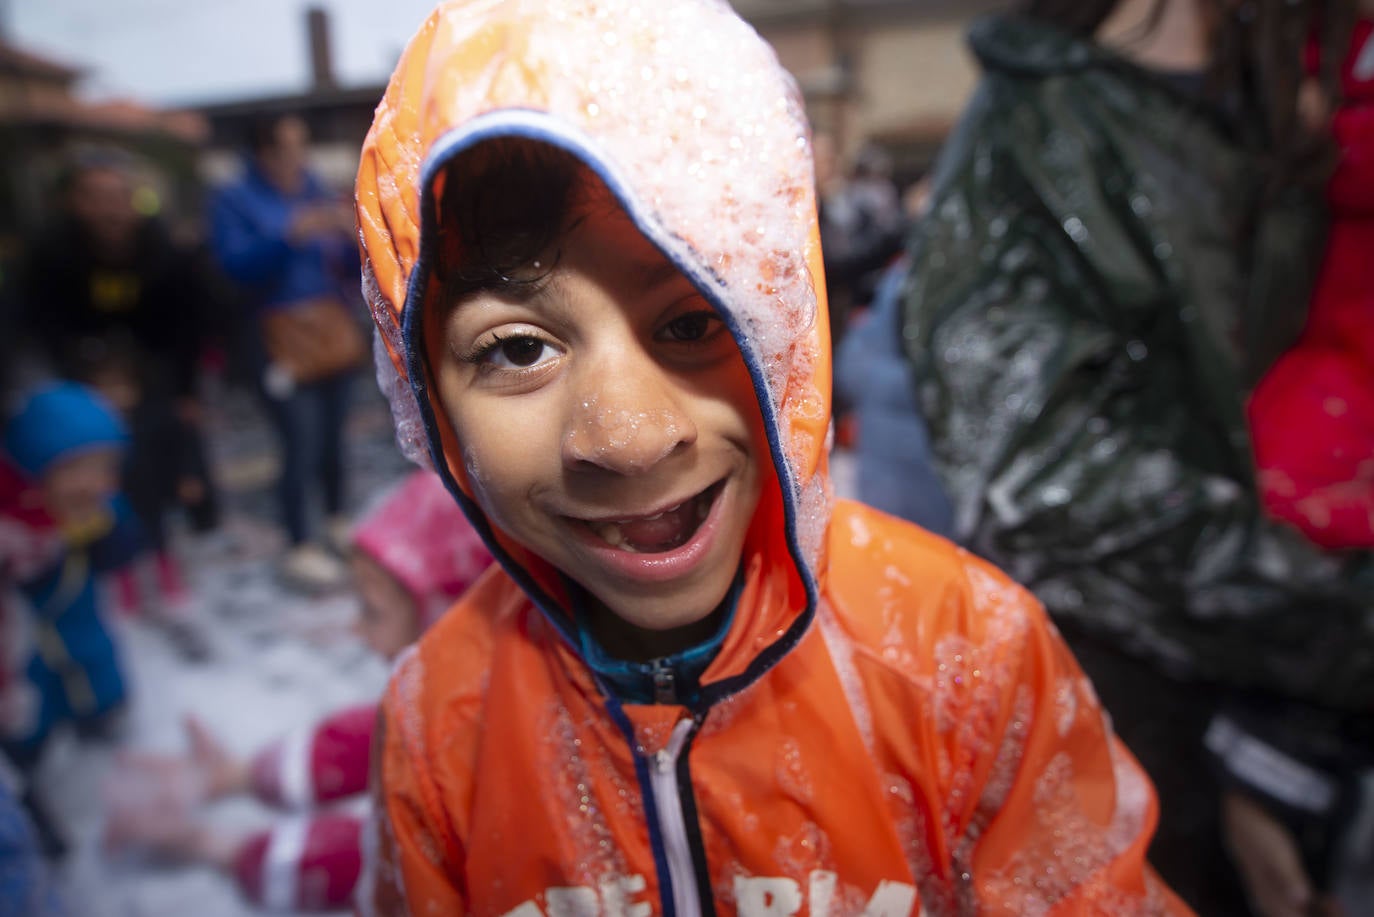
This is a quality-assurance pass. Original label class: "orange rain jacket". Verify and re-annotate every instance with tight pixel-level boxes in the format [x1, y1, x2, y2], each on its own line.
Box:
[353, 2, 1192, 915]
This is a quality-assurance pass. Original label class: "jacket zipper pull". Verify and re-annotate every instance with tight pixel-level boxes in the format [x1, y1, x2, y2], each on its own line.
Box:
[651, 658, 676, 705]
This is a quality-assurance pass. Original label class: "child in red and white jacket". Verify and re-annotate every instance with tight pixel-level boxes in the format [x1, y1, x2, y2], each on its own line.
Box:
[102, 469, 491, 911]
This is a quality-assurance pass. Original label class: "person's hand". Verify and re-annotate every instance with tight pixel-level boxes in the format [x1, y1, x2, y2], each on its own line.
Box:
[185, 715, 252, 800]
[102, 781, 239, 871]
[1222, 791, 1344, 917]
[1296, 77, 1331, 138]
[102, 750, 206, 857]
[903, 176, 933, 219]
[288, 202, 354, 243]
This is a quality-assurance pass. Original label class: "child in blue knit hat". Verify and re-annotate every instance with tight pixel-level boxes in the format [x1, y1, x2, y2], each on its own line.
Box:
[1, 382, 142, 859]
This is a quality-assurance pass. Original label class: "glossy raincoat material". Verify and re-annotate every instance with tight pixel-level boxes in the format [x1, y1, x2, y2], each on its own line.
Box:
[900, 14, 1374, 711]
[353, 2, 1189, 914]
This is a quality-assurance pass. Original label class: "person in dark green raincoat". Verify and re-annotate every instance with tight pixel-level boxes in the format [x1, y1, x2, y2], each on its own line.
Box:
[900, 1, 1374, 915]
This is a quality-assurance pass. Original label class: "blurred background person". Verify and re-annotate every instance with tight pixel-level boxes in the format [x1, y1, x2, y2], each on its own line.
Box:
[816, 131, 907, 350]
[899, 1, 1372, 915]
[100, 469, 492, 911]
[0, 769, 64, 916]
[21, 150, 220, 637]
[210, 113, 365, 594]
[834, 252, 955, 537]
[1, 384, 141, 862]
[1243, 5, 1374, 911]
[1249, 3, 1374, 554]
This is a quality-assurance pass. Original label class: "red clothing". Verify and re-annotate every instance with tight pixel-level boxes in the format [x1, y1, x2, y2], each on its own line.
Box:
[353, 2, 1190, 914]
[0, 460, 58, 711]
[249, 705, 374, 810]
[1249, 19, 1374, 549]
[227, 471, 491, 911]
[230, 706, 373, 911]
[233, 815, 364, 912]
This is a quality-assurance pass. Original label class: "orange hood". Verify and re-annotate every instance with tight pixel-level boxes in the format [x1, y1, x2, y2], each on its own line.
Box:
[355, 0, 832, 698]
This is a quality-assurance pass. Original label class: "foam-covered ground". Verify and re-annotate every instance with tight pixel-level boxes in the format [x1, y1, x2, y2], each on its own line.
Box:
[40, 384, 405, 916]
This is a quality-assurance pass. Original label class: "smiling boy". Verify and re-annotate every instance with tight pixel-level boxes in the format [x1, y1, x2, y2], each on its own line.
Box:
[355, 1, 1190, 915]
[428, 146, 762, 667]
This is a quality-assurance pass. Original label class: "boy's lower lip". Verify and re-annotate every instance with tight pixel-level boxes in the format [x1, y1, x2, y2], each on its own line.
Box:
[566, 480, 728, 584]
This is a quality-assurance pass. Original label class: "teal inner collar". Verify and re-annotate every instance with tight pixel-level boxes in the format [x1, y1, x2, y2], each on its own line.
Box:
[569, 565, 743, 706]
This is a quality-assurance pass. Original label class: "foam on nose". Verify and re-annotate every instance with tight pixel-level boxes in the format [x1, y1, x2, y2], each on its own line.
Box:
[566, 395, 683, 471]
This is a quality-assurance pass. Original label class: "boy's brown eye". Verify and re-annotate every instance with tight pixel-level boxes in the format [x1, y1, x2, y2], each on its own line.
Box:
[662, 312, 717, 342]
[500, 337, 545, 366]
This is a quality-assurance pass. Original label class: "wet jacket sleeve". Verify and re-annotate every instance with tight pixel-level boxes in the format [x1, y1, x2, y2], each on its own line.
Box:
[900, 90, 1374, 710]
[947, 566, 1193, 915]
[232, 814, 362, 912]
[363, 664, 467, 915]
[250, 705, 376, 809]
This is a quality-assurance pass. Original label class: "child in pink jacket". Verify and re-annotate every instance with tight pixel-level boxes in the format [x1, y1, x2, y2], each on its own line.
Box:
[101, 470, 491, 911]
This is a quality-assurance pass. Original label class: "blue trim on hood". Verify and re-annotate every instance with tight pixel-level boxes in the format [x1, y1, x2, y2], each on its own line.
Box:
[399, 109, 820, 702]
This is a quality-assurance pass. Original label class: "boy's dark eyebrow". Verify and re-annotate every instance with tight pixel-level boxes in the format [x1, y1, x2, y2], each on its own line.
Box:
[631, 258, 688, 292]
[449, 270, 556, 308]
[449, 249, 688, 311]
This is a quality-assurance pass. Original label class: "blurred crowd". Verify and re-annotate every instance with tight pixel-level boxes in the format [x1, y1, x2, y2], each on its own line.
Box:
[0, 110, 431, 912]
[834, 2, 1374, 916]
[1, 0, 1372, 915]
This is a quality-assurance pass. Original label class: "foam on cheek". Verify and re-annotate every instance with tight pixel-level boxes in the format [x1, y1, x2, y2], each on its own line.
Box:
[460, 445, 484, 489]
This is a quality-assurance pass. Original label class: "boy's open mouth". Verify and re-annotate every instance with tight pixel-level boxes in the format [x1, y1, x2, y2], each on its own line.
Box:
[578, 481, 724, 554]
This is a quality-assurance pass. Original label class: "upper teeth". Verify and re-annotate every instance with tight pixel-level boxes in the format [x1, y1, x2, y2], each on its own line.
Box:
[584, 491, 712, 550]
[645, 499, 688, 521]
[605, 501, 683, 527]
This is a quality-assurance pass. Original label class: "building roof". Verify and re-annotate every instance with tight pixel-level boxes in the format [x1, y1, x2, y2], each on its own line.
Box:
[0, 36, 205, 142]
[0, 40, 83, 84]
[193, 83, 385, 119]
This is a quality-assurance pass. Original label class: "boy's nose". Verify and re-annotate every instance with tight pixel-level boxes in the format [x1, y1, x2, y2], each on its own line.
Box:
[561, 370, 697, 475]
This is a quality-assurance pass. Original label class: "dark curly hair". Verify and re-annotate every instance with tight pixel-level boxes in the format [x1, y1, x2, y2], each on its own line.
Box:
[432, 139, 590, 305]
